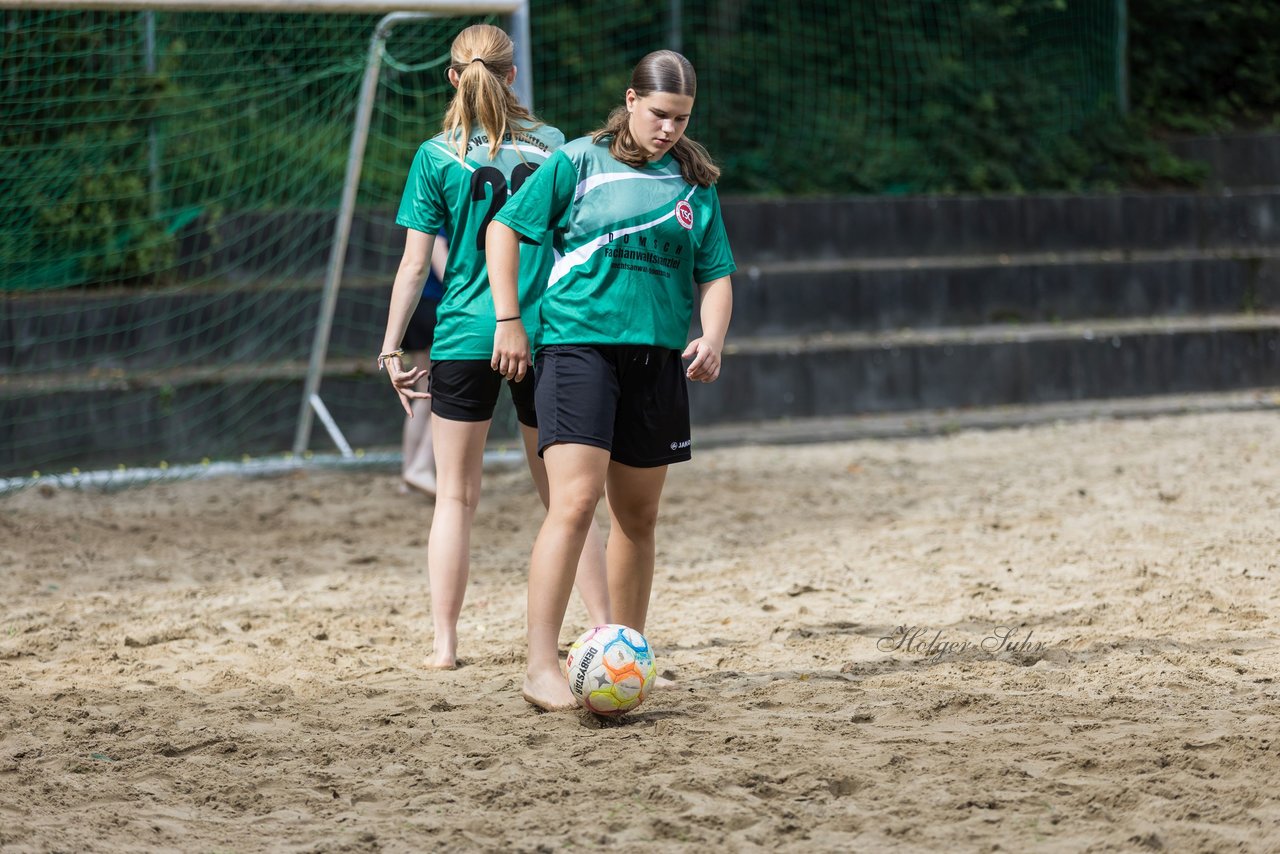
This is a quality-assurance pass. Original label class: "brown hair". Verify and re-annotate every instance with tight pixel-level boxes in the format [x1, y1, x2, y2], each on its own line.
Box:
[442, 24, 541, 160]
[590, 50, 720, 188]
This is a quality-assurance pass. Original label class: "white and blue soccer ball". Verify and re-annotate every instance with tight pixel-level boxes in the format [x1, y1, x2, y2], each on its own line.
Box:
[565, 624, 657, 716]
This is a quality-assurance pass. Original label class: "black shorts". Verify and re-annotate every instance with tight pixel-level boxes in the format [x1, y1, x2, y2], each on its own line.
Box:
[401, 297, 439, 353]
[429, 359, 537, 427]
[535, 344, 691, 468]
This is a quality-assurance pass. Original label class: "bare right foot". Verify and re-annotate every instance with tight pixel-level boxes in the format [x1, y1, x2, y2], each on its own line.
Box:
[522, 669, 578, 712]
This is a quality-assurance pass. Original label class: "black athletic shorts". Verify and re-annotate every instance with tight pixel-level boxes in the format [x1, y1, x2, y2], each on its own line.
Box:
[401, 297, 439, 353]
[534, 344, 691, 468]
[429, 359, 537, 427]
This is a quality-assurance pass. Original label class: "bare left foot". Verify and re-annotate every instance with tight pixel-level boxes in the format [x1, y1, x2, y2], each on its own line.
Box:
[402, 472, 437, 498]
[425, 648, 457, 670]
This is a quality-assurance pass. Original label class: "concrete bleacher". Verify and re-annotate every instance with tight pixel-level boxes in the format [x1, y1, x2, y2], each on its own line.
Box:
[5, 188, 1280, 474]
[691, 191, 1280, 424]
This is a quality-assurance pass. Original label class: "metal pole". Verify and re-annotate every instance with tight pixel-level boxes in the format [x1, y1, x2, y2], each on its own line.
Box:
[0, 1, 519, 12]
[509, 0, 532, 109]
[292, 11, 438, 456]
[144, 11, 160, 211]
[1116, 0, 1129, 114]
[667, 0, 681, 54]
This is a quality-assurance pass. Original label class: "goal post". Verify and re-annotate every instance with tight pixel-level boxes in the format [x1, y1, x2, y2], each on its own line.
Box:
[290, 3, 529, 458]
[1, 0, 1133, 488]
[0, 0, 528, 485]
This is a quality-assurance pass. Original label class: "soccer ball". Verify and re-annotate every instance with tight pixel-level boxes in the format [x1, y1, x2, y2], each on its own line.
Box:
[565, 624, 657, 716]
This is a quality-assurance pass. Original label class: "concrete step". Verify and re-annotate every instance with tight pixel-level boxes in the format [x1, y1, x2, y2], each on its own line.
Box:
[162, 190, 1280, 276]
[692, 387, 1280, 447]
[7, 314, 1279, 477]
[729, 249, 1280, 336]
[722, 190, 1280, 263]
[1167, 133, 1280, 190]
[9, 250, 1280, 376]
[690, 314, 1280, 422]
[0, 372, 412, 477]
[0, 279, 389, 374]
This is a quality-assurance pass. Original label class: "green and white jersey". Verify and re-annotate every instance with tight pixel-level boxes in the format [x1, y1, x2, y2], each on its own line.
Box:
[396, 122, 565, 360]
[493, 136, 736, 351]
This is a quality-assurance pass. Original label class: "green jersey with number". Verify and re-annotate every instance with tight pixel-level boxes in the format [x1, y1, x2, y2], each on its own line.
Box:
[493, 136, 736, 351]
[396, 122, 565, 360]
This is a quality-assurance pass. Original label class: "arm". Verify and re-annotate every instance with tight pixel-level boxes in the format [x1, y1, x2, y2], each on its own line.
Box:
[380, 228, 436, 416]
[429, 233, 449, 281]
[485, 220, 530, 382]
[682, 275, 733, 383]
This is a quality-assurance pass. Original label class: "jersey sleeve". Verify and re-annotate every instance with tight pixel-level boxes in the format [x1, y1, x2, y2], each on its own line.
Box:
[395, 143, 446, 234]
[494, 149, 577, 245]
[694, 187, 737, 284]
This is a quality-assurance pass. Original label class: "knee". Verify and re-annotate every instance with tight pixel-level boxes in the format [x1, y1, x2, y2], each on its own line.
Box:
[610, 497, 660, 538]
[550, 488, 601, 529]
[435, 473, 482, 511]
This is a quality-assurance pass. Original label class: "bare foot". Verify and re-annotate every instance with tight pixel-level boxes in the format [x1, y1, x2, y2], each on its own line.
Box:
[402, 472, 437, 498]
[654, 674, 676, 690]
[522, 669, 579, 712]
[425, 649, 456, 670]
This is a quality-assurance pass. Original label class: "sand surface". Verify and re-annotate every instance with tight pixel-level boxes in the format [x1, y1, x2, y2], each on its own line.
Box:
[3, 411, 1280, 852]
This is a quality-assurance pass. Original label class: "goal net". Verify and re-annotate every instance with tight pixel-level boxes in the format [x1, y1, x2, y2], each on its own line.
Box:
[2, 5, 504, 483]
[2, 0, 1126, 487]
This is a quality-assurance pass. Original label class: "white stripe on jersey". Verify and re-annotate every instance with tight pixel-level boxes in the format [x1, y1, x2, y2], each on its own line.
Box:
[429, 140, 477, 173]
[548, 186, 696, 287]
[574, 170, 686, 202]
[500, 143, 548, 159]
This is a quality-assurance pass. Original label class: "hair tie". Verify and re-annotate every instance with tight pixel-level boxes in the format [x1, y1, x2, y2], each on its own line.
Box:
[470, 57, 487, 66]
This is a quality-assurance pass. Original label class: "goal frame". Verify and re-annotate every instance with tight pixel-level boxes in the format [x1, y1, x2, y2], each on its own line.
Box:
[1, 0, 532, 485]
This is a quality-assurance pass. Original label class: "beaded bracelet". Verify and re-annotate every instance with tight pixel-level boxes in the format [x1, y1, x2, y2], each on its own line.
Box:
[377, 349, 405, 371]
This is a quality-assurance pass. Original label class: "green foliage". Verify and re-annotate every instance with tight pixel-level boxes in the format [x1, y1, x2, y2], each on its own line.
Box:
[524, 0, 1202, 196]
[1130, 0, 1280, 133]
[2, 12, 175, 288]
[678, 0, 1197, 195]
[5, 2, 1273, 290]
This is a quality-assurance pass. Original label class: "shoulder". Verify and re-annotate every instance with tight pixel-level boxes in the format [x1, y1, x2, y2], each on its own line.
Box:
[509, 122, 564, 160]
[411, 133, 462, 166]
[695, 182, 722, 200]
[557, 135, 613, 167]
[534, 123, 566, 150]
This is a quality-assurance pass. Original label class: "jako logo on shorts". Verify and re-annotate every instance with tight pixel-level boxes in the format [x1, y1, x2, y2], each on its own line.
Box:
[670, 439, 691, 451]
[675, 200, 693, 230]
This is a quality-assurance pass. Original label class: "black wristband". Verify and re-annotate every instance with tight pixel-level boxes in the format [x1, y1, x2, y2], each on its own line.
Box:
[495, 315, 521, 322]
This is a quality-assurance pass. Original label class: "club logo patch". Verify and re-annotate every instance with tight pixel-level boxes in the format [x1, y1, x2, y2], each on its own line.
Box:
[675, 200, 694, 230]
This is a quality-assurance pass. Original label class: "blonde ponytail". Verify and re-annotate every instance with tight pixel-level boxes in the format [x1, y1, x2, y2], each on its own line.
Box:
[442, 24, 541, 160]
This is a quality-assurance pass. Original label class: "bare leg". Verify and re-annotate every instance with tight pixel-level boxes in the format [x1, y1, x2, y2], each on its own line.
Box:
[604, 462, 667, 633]
[523, 443, 610, 711]
[520, 424, 611, 628]
[401, 351, 436, 496]
[425, 414, 490, 669]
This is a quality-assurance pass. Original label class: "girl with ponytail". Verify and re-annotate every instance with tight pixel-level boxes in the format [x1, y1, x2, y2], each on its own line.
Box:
[488, 50, 736, 710]
[379, 24, 610, 670]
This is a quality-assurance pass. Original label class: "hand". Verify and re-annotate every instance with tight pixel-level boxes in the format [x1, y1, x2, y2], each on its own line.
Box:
[385, 355, 430, 417]
[682, 337, 723, 383]
[491, 321, 531, 382]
